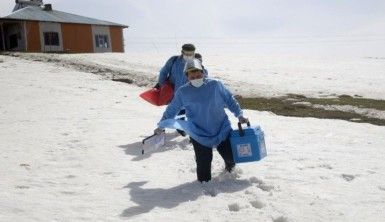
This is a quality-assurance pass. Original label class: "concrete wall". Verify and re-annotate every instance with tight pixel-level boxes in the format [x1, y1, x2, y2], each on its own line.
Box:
[39, 22, 63, 52]
[91, 25, 112, 53]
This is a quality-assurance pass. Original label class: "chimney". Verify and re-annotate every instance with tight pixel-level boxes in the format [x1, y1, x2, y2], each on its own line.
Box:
[43, 4, 52, 11]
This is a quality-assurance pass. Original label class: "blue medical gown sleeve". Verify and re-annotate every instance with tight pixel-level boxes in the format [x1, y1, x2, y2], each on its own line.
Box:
[159, 89, 183, 122]
[158, 57, 174, 86]
[218, 81, 243, 118]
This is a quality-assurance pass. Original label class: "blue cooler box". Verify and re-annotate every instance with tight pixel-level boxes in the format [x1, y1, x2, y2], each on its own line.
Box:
[230, 122, 267, 163]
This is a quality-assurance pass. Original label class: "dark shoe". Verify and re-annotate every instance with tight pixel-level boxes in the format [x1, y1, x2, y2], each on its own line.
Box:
[225, 162, 235, 173]
[176, 129, 186, 137]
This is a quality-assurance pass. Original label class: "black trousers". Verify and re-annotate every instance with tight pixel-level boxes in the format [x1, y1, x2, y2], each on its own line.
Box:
[191, 135, 235, 182]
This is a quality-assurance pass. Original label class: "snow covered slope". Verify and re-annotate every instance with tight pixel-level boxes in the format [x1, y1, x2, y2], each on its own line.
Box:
[1, 55, 385, 222]
[10, 52, 385, 99]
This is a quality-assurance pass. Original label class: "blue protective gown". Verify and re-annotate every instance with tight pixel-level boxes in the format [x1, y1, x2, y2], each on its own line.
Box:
[158, 78, 243, 147]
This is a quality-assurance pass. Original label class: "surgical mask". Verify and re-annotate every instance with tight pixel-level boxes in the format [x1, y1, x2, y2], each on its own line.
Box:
[183, 55, 194, 61]
[190, 78, 204, 88]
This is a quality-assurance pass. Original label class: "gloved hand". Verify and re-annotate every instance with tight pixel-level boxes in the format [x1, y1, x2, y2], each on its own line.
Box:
[154, 83, 160, 89]
[238, 116, 249, 124]
[154, 127, 165, 135]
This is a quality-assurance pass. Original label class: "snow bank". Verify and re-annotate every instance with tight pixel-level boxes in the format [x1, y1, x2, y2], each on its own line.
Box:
[1, 55, 385, 221]
[10, 52, 385, 100]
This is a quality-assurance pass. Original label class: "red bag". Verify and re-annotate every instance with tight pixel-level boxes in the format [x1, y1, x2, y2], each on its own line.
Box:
[139, 80, 174, 106]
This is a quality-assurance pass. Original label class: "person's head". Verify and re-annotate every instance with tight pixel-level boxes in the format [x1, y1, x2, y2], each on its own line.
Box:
[181, 43, 195, 60]
[184, 59, 205, 87]
[194, 53, 202, 63]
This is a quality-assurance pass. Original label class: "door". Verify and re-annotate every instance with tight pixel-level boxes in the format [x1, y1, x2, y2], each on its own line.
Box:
[9, 34, 18, 49]
[0, 32, 3, 51]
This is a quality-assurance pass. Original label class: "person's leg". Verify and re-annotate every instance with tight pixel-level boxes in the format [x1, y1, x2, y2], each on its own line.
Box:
[191, 137, 213, 182]
[216, 136, 235, 172]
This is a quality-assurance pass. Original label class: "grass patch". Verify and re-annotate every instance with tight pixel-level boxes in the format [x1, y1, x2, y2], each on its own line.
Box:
[112, 78, 133, 84]
[307, 95, 385, 111]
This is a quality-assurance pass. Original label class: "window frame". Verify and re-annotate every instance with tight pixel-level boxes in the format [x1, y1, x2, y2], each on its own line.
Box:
[43, 32, 60, 46]
[95, 34, 109, 48]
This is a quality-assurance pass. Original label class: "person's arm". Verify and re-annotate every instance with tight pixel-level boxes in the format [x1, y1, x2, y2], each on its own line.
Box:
[154, 90, 184, 134]
[160, 89, 183, 121]
[218, 81, 242, 116]
[218, 81, 248, 123]
[158, 56, 175, 86]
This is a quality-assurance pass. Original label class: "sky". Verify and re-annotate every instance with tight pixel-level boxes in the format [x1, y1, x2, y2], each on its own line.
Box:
[1, 0, 385, 56]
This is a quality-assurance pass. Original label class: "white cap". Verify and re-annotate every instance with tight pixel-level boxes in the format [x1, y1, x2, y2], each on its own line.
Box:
[184, 58, 203, 74]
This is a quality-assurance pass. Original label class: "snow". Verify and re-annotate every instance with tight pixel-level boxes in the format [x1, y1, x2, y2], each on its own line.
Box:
[12, 52, 385, 99]
[1, 54, 385, 222]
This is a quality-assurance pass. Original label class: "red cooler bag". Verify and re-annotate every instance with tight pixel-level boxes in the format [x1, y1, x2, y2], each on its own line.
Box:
[140, 80, 174, 106]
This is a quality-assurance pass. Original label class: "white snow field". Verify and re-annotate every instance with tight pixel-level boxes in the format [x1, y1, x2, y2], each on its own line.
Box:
[1, 55, 385, 222]
[10, 52, 385, 99]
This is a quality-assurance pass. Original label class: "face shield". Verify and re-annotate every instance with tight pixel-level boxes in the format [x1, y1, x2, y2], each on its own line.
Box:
[182, 50, 195, 61]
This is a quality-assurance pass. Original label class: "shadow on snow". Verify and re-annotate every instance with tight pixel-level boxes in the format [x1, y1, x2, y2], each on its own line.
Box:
[118, 131, 191, 161]
[120, 177, 252, 218]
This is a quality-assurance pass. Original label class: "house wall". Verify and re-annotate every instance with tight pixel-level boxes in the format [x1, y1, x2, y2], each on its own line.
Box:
[109, 26, 124, 52]
[91, 25, 112, 53]
[61, 23, 93, 53]
[39, 22, 63, 52]
[1, 19, 126, 53]
[25, 21, 41, 52]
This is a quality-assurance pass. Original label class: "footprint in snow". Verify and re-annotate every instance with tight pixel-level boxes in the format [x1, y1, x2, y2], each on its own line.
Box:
[249, 177, 275, 192]
[378, 186, 385, 191]
[202, 187, 217, 197]
[318, 164, 333, 170]
[227, 203, 247, 212]
[250, 199, 265, 209]
[319, 176, 329, 180]
[341, 174, 355, 182]
[19, 163, 30, 169]
[61, 191, 76, 195]
[249, 176, 264, 184]
[200, 182, 218, 197]
[272, 216, 289, 222]
[228, 203, 241, 212]
[65, 175, 76, 179]
[258, 183, 274, 192]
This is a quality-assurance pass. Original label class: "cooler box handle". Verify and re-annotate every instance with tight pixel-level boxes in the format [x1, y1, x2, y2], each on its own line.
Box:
[237, 121, 251, 137]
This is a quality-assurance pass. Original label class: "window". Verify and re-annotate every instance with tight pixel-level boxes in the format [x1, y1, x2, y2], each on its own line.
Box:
[95, 34, 109, 48]
[43, 32, 59, 46]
